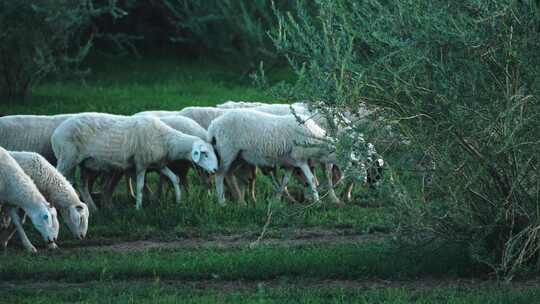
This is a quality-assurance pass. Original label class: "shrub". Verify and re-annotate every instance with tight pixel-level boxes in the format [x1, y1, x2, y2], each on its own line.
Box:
[269, 0, 540, 279]
[0, 0, 121, 100]
[163, 0, 291, 71]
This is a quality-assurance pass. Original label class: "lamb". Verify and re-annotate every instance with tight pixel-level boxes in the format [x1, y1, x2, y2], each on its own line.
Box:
[9, 151, 89, 239]
[51, 113, 218, 210]
[208, 109, 336, 205]
[0, 147, 59, 252]
[0, 114, 75, 164]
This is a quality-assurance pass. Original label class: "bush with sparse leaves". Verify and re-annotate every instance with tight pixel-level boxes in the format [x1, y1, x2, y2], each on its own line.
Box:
[269, 0, 540, 279]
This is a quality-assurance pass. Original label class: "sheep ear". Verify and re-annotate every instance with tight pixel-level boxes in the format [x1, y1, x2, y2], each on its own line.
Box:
[69, 206, 82, 227]
[191, 148, 201, 163]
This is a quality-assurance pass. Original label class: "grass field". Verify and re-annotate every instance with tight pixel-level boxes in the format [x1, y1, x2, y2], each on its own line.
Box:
[1, 54, 539, 303]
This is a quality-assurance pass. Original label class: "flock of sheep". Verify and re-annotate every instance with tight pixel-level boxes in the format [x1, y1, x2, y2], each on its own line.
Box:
[0, 100, 384, 252]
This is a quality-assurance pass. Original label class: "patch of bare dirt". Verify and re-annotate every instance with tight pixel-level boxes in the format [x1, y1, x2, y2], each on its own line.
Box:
[78, 229, 389, 252]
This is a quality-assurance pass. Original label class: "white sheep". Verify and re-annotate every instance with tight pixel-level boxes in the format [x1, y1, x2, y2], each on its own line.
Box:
[9, 151, 89, 239]
[174, 105, 332, 204]
[216, 100, 269, 109]
[0, 147, 59, 252]
[101, 115, 212, 204]
[158, 116, 211, 194]
[51, 113, 218, 210]
[208, 109, 336, 205]
[252, 103, 384, 203]
[133, 110, 183, 118]
[177, 107, 229, 129]
[0, 114, 75, 164]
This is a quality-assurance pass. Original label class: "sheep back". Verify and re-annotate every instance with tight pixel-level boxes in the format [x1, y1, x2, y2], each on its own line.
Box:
[0, 114, 74, 162]
[208, 110, 326, 167]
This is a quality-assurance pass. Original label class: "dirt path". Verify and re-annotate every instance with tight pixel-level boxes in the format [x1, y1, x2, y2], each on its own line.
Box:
[76, 229, 388, 252]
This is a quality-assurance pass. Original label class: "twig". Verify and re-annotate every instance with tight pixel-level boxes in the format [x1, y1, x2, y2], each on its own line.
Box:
[249, 199, 274, 249]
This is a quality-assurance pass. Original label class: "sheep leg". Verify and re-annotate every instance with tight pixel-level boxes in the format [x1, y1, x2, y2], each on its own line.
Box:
[156, 174, 165, 201]
[215, 172, 227, 206]
[55, 153, 78, 184]
[80, 167, 98, 212]
[214, 149, 237, 205]
[0, 225, 16, 249]
[160, 167, 182, 204]
[298, 163, 320, 202]
[278, 171, 298, 204]
[135, 169, 146, 210]
[269, 169, 282, 193]
[249, 172, 257, 204]
[8, 208, 37, 253]
[282, 185, 299, 204]
[345, 181, 354, 202]
[176, 166, 190, 196]
[229, 174, 246, 205]
[325, 163, 343, 205]
[102, 170, 123, 207]
[127, 175, 136, 199]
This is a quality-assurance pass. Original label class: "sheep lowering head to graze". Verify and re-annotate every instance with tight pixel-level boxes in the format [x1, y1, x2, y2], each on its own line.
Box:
[52, 113, 218, 210]
[208, 109, 336, 206]
[9, 151, 89, 240]
[0, 147, 59, 252]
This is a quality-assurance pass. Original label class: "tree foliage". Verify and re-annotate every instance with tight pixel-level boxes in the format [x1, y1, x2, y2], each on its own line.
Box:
[0, 0, 122, 100]
[163, 0, 290, 70]
[270, 0, 540, 279]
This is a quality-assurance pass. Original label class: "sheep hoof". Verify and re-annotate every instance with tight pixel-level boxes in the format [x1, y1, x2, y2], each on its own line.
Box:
[329, 196, 344, 206]
[334, 200, 346, 208]
[26, 245, 38, 253]
[47, 242, 59, 250]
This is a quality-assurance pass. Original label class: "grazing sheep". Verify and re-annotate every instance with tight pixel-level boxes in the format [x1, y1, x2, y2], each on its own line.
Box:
[9, 151, 89, 239]
[101, 115, 212, 204]
[52, 113, 218, 210]
[133, 110, 183, 118]
[216, 100, 269, 109]
[208, 109, 335, 205]
[0, 147, 59, 252]
[0, 114, 75, 164]
[135, 107, 229, 129]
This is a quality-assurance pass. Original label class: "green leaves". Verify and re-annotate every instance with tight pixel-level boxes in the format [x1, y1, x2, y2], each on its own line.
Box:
[271, 0, 540, 279]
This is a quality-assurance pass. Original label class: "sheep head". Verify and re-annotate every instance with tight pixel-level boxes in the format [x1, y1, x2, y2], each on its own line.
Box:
[28, 203, 59, 244]
[61, 202, 89, 240]
[191, 140, 218, 174]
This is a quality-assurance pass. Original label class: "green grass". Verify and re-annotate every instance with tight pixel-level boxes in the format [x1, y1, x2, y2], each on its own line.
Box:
[0, 54, 279, 115]
[4, 282, 540, 304]
[0, 242, 475, 283]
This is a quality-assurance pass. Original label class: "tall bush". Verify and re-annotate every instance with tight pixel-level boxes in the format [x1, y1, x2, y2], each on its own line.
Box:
[270, 0, 540, 279]
[0, 0, 122, 100]
[163, 0, 290, 70]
